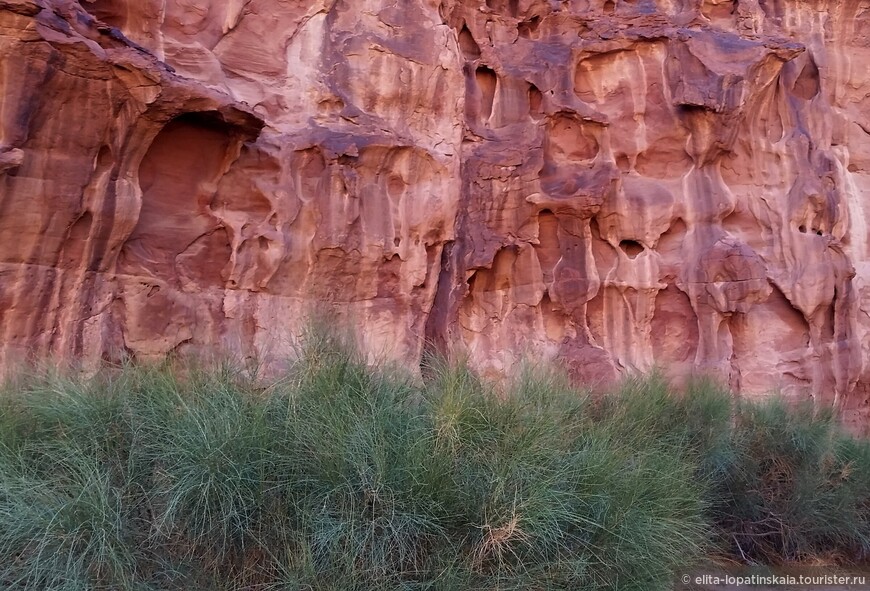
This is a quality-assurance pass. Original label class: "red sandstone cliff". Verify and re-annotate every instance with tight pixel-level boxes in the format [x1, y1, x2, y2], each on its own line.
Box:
[1, 0, 869, 422]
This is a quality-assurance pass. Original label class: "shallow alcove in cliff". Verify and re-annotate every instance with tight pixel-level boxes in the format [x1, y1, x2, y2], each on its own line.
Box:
[120, 112, 238, 287]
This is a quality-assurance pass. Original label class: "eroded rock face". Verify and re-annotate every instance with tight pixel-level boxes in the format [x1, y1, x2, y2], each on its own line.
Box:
[2, 0, 869, 424]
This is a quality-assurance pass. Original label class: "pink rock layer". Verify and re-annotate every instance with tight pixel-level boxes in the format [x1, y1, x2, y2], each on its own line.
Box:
[2, 0, 869, 427]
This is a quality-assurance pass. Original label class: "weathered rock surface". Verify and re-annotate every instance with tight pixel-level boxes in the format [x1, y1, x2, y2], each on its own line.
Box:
[1, 0, 869, 425]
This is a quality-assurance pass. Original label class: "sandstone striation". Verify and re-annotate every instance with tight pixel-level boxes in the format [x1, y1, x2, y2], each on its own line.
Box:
[1, 0, 869, 426]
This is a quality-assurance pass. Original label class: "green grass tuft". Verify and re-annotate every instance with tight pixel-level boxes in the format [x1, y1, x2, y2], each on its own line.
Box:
[0, 346, 868, 589]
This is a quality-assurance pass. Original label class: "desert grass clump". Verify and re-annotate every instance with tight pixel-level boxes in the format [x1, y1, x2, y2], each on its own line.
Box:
[1, 342, 869, 590]
[133, 363, 277, 583]
[270, 344, 449, 589]
[0, 369, 139, 590]
[710, 398, 870, 563]
[597, 375, 870, 564]
[416, 362, 709, 591]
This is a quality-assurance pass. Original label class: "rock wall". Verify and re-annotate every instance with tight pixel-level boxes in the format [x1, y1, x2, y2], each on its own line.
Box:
[2, 0, 869, 423]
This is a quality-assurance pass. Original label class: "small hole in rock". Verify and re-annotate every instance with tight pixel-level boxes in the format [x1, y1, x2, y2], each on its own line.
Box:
[619, 239, 644, 259]
[458, 24, 481, 60]
[518, 16, 541, 38]
[799, 225, 807, 233]
[476, 66, 497, 122]
[529, 83, 543, 116]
